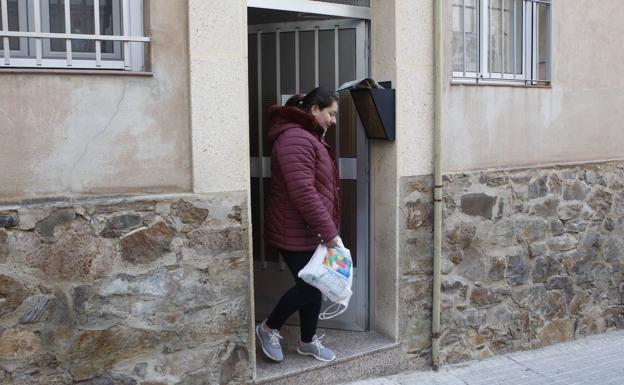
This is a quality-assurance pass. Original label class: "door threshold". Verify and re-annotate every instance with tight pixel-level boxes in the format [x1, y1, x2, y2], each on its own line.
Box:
[255, 325, 399, 384]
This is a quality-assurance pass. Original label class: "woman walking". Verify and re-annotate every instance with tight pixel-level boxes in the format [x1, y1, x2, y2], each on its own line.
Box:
[256, 87, 341, 363]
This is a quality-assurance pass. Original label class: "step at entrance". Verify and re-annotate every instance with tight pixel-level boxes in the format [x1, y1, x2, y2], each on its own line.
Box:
[255, 325, 399, 385]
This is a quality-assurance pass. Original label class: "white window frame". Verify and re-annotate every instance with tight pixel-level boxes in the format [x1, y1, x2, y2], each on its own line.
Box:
[0, 0, 28, 57]
[40, 0, 123, 61]
[0, 0, 148, 71]
[452, 0, 551, 85]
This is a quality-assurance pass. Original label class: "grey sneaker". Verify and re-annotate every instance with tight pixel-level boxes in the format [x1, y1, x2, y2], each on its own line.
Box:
[296, 334, 336, 362]
[256, 321, 284, 362]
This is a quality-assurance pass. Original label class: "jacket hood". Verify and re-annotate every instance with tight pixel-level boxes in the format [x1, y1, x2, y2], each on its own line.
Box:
[266, 105, 324, 146]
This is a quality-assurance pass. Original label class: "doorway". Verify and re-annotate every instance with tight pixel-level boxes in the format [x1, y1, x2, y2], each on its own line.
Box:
[248, 14, 370, 331]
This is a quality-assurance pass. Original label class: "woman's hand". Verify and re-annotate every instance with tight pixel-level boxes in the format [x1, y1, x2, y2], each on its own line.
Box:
[324, 236, 341, 248]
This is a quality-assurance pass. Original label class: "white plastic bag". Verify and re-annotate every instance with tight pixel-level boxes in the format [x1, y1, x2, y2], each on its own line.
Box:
[298, 239, 353, 319]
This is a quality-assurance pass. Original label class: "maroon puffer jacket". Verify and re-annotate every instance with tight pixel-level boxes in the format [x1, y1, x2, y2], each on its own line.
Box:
[264, 105, 340, 251]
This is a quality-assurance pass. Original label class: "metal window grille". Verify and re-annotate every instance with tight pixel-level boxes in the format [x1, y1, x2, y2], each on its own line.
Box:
[452, 0, 551, 85]
[0, 0, 149, 71]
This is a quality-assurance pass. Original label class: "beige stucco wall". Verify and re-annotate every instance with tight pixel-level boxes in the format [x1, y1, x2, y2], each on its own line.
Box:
[443, 0, 624, 173]
[395, 0, 435, 178]
[188, 0, 250, 194]
[0, 0, 192, 202]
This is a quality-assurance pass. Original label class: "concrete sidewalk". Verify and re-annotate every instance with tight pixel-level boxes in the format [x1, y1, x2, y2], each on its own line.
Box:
[344, 330, 624, 385]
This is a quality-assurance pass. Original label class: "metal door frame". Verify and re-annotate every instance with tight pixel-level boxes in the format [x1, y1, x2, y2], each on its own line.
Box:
[248, 0, 372, 20]
[249, 18, 370, 331]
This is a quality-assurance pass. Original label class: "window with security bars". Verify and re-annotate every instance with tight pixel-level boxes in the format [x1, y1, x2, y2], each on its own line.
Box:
[452, 0, 551, 84]
[0, 0, 148, 71]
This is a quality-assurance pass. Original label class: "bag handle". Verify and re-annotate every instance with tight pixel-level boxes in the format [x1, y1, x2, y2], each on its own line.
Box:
[319, 302, 347, 320]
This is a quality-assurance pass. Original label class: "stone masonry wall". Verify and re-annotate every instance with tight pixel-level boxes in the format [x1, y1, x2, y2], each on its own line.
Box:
[439, 161, 624, 363]
[0, 193, 251, 384]
[399, 175, 434, 369]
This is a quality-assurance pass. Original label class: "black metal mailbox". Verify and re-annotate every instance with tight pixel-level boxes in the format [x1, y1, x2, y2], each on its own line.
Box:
[337, 78, 396, 141]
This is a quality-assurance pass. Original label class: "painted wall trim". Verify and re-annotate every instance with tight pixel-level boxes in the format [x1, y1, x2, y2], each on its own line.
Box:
[247, 0, 372, 19]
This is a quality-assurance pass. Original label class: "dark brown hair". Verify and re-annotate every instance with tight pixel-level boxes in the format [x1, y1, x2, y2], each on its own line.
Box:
[285, 87, 338, 112]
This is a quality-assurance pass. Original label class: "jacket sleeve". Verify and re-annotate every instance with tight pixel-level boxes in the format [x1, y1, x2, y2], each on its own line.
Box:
[274, 132, 338, 243]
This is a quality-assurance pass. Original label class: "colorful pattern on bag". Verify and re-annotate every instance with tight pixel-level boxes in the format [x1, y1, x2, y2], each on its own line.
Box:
[322, 247, 352, 278]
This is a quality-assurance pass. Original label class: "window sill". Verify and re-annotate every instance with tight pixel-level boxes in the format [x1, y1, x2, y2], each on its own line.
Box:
[0, 68, 153, 77]
[451, 78, 551, 88]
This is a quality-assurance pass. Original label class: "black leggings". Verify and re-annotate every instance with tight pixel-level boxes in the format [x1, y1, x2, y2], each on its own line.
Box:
[265, 249, 322, 343]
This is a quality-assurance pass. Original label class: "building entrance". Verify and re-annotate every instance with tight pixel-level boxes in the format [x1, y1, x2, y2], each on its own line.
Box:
[248, 17, 370, 331]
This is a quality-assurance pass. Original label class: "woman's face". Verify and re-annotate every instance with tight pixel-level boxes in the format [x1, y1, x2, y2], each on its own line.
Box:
[311, 101, 338, 131]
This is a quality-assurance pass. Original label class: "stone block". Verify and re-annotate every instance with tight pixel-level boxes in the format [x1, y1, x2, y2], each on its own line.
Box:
[528, 242, 547, 258]
[94, 201, 157, 215]
[485, 305, 513, 332]
[454, 247, 488, 282]
[603, 236, 624, 264]
[133, 363, 147, 378]
[545, 276, 574, 301]
[505, 254, 530, 286]
[186, 226, 244, 256]
[470, 287, 509, 308]
[0, 229, 7, 262]
[588, 187, 613, 216]
[66, 327, 180, 381]
[171, 200, 209, 226]
[488, 256, 506, 281]
[568, 293, 588, 315]
[26, 220, 115, 281]
[100, 214, 143, 237]
[18, 294, 52, 324]
[120, 222, 175, 264]
[528, 176, 549, 199]
[4, 230, 41, 263]
[441, 279, 468, 301]
[460, 193, 497, 219]
[586, 170, 608, 186]
[533, 256, 548, 283]
[562, 179, 590, 201]
[548, 234, 579, 252]
[0, 211, 18, 228]
[512, 285, 547, 310]
[75, 373, 138, 385]
[40, 291, 76, 352]
[34, 208, 76, 240]
[406, 200, 433, 229]
[540, 319, 574, 346]
[18, 207, 51, 230]
[580, 230, 605, 250]
[228, 205, 243, 223]
[447, 222, 476, 250]
[550, 219, 566, 236]
[483, 174, 509, 187]
[73, 269, 173, 328]
[529, 197, 559, 218]
[548, 173, 563, 193]
[542, 291, 567, 320]
[510, 171, 534, 184]
[488, 219, 515, 247]
[401, 237, 433, 275]
[557, 202, 583, 221]
[515, 218, 548, 243]
[218, 343, 250, 385]
[0, 274, 31, 316]
[565, 220, 587, 233]
[0, 328, 42, 360]
[10, 354, 73, 385]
